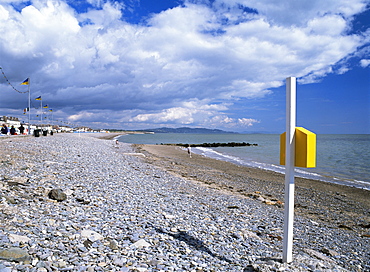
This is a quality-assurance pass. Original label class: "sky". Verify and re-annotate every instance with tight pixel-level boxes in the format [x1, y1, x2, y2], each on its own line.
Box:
[0, 0, 369, 134]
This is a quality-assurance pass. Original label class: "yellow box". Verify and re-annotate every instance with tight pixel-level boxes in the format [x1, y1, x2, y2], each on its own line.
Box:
[280, 127, 316, 168]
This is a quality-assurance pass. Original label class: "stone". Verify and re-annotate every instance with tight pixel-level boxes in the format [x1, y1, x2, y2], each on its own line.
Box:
[113, 258, 126, 266]
[64, 189, 74, 196]
[0, 247, 30, 262]
[4, 196, 17, 204]
[108, 239, 119, 250]
[48, 189, 67, 202]
[163, 213, 175, 219]
[57, 260, 67, 268]
[76, 198, 90, 204]
[240, 230, 261, 240]
[321, 247, 339, 257]
[0, 267, 11, 272]
[81, 230, 104, 242]
[8, 234, 31, 243]
[131, 239, 150, 249]
[304, 249, 334, 263]
[7, 177, 29, 186]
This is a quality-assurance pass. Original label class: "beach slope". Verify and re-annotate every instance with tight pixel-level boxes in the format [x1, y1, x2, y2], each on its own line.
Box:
[0, 134, 368, 271]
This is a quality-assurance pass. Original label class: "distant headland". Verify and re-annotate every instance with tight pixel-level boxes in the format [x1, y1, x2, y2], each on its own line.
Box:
[125, 127, 238, 134]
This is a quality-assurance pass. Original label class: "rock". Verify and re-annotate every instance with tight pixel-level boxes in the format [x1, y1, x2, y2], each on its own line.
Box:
[57, 260, 67, 268]
[8, 234, 31, 243]
[163, 213, 176, 219]
[304, 249, 334, 263]
[76, 197, 90, 204]
[263, 200, 276, 205]
[0, 266, 12, 272]
[81, 230, 104, 242]
[321, 247, 339, 257]
[108, 239, 119, 250]
[7, 177, 29, 186]
[48, 189, 67, 202]
[64, 189, 74, 196]
[113, 257, 127, 266]
[3, 196, 17, 204]
[0, 247, 30, 262]
[131, 239, 150, 249]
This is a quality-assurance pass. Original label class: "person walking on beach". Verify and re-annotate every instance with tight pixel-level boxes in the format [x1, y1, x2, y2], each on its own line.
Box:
[10, 126, 16, 135]
[19, 124, 25, 135]
[186, 144, 192, 158]
[1, 124, 8, 135]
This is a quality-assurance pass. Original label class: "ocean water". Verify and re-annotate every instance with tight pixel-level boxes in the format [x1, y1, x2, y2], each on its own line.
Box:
[118, 133, 370, 190]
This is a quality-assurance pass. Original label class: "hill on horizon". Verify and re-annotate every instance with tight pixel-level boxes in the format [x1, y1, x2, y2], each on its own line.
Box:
[137, 127, 238, 134]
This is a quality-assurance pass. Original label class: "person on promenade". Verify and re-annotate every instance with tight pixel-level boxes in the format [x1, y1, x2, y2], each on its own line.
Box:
[10, 126, 16, 135]
[19, 124, 25, 135]
[1, 124, 8, 135]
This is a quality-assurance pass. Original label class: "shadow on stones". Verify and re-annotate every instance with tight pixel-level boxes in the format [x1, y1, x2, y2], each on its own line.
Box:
[256, 256, 282, 263]
[153, 227, 233, 264]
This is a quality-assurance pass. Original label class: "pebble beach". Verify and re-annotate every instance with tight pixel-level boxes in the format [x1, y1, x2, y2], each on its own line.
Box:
[0, 133, 369, 271]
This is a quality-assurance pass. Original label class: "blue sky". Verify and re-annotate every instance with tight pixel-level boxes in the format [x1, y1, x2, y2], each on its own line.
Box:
[0, 0, 369, 133]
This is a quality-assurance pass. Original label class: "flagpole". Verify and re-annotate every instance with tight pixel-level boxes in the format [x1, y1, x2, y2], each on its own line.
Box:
[51, 110, 53, 130]
[28, 78, 31, 135]
[40, 98, 42, 124]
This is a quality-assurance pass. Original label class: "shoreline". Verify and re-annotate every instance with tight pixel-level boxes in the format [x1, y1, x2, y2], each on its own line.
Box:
[135, 144, 370, 234]
[192, 146, 370, 191]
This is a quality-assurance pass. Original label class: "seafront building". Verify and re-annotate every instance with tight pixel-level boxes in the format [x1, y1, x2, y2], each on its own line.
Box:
[1, 115, 97, 135]
[1, 116, 21, 128]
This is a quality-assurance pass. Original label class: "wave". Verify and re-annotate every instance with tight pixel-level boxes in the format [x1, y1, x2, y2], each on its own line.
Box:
[193, 147, 370, 191]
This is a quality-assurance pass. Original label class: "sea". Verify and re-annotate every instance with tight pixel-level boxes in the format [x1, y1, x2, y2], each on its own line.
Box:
[118, 133, 370, 191]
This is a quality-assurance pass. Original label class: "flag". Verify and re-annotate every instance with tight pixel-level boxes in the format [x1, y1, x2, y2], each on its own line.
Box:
[21, 78, 29, 85]
[35, 96, 41, 100]
[49, 109, 53, 112]
[43, 105, 48, 108]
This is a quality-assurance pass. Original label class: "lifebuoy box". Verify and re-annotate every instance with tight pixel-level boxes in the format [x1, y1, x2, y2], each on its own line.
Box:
[280, 127, 316, 168]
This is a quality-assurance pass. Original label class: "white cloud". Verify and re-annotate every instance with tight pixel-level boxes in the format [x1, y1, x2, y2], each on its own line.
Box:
[360, 59, 370, 67]
[68, 111, 94, 121]
[79, 1, 123, 26]
[129, 99, 259, 129]
[0, 0, 368, 131]
[214, 0, 368, 26]
[238, 118, 259, 127]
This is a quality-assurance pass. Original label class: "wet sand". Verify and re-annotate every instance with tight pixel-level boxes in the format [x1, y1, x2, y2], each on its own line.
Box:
[136, 144, 370, 235]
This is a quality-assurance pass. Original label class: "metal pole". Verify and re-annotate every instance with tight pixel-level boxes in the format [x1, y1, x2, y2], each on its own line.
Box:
[40, 99, 42, 123]
[283, 77, 296, 263]
[28, 78, 31, 134]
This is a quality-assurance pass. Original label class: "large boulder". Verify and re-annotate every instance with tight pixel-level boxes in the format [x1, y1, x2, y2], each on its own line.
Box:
[48, 189, 67, 202]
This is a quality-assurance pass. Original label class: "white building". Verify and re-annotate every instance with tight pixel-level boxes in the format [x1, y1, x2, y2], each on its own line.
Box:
[1, 116, 21, 128]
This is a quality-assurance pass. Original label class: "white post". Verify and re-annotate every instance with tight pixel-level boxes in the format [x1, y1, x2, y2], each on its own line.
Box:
[283, 77, 296, 263]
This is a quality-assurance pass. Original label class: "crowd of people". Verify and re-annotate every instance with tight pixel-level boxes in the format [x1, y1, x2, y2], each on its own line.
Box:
[1, 123, 26, 135]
